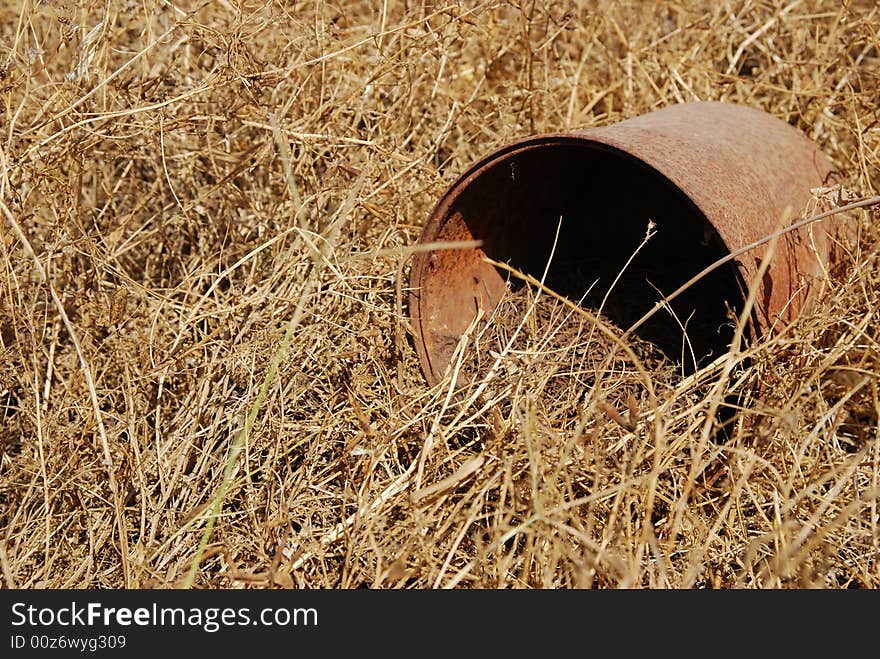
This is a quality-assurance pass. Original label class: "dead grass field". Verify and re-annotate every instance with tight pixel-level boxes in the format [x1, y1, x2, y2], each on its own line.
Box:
[1, 0, 879, 589]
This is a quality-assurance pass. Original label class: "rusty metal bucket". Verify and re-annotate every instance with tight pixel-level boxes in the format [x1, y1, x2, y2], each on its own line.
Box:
[409, 101, 836, 385]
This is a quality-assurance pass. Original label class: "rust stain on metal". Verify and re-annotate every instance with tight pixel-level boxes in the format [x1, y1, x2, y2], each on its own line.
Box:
[409, 102, 840, 385]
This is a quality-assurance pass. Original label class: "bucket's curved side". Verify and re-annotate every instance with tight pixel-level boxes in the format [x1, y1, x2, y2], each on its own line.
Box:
[574, 101, 835, 329]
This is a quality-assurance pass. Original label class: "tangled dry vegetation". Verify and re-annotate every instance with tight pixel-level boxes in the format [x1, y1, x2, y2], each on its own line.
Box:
[1, 0, 878, 589]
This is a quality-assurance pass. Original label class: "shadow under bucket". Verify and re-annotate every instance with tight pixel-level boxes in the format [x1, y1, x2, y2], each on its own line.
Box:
[410, 101, 835, 385]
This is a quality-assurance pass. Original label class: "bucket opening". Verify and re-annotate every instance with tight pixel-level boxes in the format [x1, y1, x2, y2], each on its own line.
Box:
[423, 140, 749, 375]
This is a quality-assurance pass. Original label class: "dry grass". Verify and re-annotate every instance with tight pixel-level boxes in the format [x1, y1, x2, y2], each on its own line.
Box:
[0, 0, 878, 589]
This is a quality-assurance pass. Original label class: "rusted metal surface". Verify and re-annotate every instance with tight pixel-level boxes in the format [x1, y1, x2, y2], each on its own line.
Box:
[409, 101, 836, 385]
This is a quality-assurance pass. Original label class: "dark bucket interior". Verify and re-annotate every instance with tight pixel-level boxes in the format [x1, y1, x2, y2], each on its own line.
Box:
[448, 141, 746, 373]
